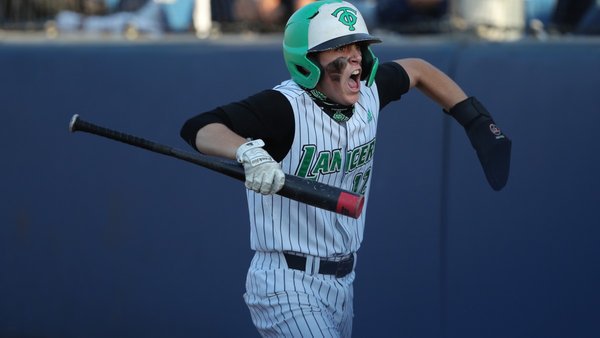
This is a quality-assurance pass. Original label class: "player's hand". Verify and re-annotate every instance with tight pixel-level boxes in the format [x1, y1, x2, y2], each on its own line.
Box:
[446, 97, 512, 191]
[236, 139, 285, 195]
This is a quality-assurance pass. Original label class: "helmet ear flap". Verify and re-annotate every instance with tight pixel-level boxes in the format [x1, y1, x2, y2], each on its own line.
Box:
[305, 53, 324, 88]
[284, 51, 322, 89]
[360, 45, 379, 87]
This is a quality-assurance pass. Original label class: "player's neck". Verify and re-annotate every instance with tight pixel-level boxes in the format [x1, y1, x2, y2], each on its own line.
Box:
[305, 88, 354, 122]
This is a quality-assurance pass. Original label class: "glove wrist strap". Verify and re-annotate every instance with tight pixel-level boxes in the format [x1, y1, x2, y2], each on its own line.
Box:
[236, 139, 266, 163]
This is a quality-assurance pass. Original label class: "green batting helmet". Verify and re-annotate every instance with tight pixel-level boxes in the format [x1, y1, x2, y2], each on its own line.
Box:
[283, 0, 382, 89]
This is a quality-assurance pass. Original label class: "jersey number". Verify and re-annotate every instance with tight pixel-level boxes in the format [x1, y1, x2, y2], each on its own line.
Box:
[351, 167, 371, 195]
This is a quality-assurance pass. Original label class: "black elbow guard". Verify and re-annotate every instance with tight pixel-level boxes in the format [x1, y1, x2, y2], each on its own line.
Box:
[445, 97, 512, 191]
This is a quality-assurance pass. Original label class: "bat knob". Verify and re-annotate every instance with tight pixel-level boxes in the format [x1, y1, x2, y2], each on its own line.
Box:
[69, 114, 80, 132]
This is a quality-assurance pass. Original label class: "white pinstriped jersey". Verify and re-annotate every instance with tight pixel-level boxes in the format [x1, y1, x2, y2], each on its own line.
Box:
[246, 79, 380, 257]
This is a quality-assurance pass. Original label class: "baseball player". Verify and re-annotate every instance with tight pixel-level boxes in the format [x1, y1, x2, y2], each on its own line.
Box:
[180, 1, 511, 336]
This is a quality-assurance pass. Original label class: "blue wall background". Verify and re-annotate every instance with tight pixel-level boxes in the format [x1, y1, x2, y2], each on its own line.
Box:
[1, 38, 599, 338]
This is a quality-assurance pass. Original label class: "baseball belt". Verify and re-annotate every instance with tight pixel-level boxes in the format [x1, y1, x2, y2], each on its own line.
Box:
[283, 252, 354, 278]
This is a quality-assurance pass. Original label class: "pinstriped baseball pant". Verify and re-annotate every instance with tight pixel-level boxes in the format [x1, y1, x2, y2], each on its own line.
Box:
[244, 251, 355, 338]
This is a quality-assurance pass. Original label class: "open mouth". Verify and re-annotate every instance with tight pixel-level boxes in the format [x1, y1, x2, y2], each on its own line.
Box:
[348, 68, 361, 91]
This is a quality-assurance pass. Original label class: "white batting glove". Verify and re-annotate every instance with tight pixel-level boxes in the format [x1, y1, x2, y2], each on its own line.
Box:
[236, 139, 285, 195]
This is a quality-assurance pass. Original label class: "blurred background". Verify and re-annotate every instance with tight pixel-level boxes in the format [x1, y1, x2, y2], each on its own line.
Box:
[1, 0, 600, 38]
[1, 0, 600, 337]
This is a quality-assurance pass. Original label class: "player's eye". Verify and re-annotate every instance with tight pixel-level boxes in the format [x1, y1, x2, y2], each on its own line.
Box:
[335, 44, 362, 54]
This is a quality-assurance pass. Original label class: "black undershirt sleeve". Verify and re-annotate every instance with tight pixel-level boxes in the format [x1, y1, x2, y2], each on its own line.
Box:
[375, 62, 411, 110]
[180, 90, 295, 162]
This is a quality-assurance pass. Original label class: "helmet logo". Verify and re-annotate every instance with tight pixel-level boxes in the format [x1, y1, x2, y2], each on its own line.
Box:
[331, 7, 358, 31]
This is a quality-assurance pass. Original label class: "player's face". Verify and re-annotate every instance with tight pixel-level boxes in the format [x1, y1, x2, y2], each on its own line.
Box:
[315, 43, 363, 106]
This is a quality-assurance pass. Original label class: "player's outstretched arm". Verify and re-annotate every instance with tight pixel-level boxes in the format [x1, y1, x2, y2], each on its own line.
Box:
[444, 97, 512, 191]
[393, 58, 512, 191]
[393, 58, 467, 110]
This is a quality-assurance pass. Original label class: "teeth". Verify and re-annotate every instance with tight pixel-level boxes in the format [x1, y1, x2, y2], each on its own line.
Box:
[351, 69, 360, 75]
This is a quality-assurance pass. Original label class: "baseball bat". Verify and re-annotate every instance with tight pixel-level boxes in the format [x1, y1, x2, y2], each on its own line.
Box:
[69, 114, 364, 218]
